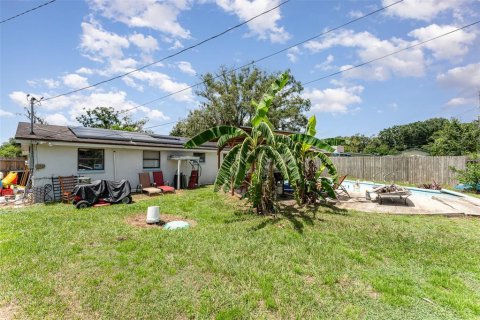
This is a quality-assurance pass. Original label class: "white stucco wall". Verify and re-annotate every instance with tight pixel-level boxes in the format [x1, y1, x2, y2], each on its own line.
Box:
[30, 142, 222, 189]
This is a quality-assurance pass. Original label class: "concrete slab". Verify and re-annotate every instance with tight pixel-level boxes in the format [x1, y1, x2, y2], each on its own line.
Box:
[334, 190, 478, 217]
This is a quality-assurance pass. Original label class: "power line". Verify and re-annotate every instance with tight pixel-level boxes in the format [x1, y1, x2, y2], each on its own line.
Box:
[40, 14, 480, 137]
[42, 0, 291, 102]
[144, 18, 480, 131]
[0, 0, 57, 24]
[41, 13, 480, 138]
[115, 0, 404, 115]
[303, 20, 480, 85]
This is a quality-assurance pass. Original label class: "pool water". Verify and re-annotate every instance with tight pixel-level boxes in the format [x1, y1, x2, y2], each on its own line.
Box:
[341, 180, 460, 199]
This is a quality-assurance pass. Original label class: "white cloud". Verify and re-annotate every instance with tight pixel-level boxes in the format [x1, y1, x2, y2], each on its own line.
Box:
[176, 61, 196, 76]
[44, 113, 70, 126]
[287, 46, 300, 63]
[27, 78, 60, 89]
[129, 33, 159, 53]
[149, 109, 170, 120]
[437, 63, 480, 108]
[130, 70, 194, 102]
[62, 74, 90, 89]
[409, 24, 476, 61]
[80, 20, 129, 62]
[445, 97, 476, 107]
[9, 91, 28, 108]
[215, 0, 290, 43]
[87, 0, 191, 39]
[437, 63, 480, 88]
[348, 10, 363, 18]
[382, 0, 467, 21]
[303, 85, 364, 114]
[76, 67, 95, 75]
[0, 108, 14, 117]
[169, 39, 184, 50]
[305, 29, 425, 81]
[314, 54, 335, 71]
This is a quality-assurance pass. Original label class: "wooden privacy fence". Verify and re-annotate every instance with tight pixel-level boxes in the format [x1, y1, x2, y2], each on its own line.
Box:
[330, 156, 468, 186]
[0, 157, 26, 174]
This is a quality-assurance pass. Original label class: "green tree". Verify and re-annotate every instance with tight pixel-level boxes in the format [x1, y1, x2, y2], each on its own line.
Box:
[429, 119, 480, 156]
[451, 155, 480, 192]
[364, 137, 392, 155]
[0, 138, 22, 158]
[171, 66, 310, 137]
[76, 107, 149, 132]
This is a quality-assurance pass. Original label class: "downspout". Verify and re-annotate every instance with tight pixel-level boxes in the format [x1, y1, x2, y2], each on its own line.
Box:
[113, 151, 117, 181]
[177, 159, 181, 189]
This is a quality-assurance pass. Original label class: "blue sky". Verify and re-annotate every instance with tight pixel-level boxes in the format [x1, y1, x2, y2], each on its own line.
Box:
[1, 0, 479, 143]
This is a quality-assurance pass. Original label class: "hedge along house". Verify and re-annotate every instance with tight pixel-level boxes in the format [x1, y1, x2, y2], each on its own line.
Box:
[14, 122, 226, 191]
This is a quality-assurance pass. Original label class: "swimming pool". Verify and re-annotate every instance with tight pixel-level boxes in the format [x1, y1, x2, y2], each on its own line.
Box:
[341, 180, 461, 199]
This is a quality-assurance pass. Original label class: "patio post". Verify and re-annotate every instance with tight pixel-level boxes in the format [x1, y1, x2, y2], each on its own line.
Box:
[177, 159, 181, 189]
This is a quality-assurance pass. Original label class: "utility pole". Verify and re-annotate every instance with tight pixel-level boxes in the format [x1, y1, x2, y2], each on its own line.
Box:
[26, 94, 43, 135]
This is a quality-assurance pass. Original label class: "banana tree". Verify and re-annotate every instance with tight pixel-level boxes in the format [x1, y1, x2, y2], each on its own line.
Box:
[277, 115, 338, 204]
[184, 73, 300, 214]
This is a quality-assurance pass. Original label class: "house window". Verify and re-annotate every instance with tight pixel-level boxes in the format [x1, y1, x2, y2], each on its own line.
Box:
[193, 152, 206, 163]
[143, 150, 160, 168]
[78, 148, 104, 171]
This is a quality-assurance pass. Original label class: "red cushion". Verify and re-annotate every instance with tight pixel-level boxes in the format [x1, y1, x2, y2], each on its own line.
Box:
[159, 186, 175, 193]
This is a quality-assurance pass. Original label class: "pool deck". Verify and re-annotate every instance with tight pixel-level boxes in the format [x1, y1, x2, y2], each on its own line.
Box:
[335, 190, 480, 217]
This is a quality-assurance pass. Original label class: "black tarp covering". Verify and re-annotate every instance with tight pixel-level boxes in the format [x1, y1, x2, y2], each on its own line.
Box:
[73, 179, 131, 204]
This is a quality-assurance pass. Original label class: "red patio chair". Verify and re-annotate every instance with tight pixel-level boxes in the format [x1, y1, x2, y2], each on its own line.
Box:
[152, 171, 175, 193]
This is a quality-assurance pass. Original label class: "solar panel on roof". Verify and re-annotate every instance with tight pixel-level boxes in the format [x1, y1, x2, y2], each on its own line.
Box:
[70, 126, 159, 143]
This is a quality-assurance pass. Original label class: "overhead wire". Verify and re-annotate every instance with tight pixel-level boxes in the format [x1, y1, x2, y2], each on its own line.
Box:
[42, 0, 291, 102]
[141, 18, 480, 132]
[0, 0, 57, 24]
[37, 4, 480, 138]
[35, 0, 405, 139]
[115, 0, 405, 115]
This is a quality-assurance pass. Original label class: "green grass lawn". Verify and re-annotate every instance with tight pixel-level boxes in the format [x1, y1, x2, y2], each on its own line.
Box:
[1, 187, 480, 319]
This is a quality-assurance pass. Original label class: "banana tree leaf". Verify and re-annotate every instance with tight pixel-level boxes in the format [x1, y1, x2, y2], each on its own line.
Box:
[320, 178, 336, 199]
[306, 115, 317, 137]
[184, 126, 241, 148]
[314, 151, 337, 177]
[277, 143, 300, 183]
[217, 130, 247, 149]
[256, 122, 275, 144]
[234, 137, 253, 186]
[290, 133, 334, 152]
[250, 73, 289, 128]
[213, 144, 241, 192]
[262, 146, 289, 184]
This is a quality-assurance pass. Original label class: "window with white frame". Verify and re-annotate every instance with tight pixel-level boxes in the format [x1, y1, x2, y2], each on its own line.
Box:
[193, 152, 206, 163]
[143, 150, 160, 169]
[78, 148, 104, 171]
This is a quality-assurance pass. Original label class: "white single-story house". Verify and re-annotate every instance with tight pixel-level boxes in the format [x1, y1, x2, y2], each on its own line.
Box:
[15, 122, 226, 192]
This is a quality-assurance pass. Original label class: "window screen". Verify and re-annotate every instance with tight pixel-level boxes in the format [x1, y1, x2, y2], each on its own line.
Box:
[78, 149, 104, 171]
[143, 150, 160, 168]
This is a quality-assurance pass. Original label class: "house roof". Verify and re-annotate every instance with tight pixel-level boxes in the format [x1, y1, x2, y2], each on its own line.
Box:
[14, 122, 218, 150]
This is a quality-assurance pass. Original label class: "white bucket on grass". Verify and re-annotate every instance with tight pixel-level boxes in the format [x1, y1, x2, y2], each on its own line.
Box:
[146, 206, 160, 224]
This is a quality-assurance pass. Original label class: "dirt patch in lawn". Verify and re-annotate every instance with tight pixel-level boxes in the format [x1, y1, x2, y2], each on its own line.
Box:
[0, 302, 18, 320]
[125, 213, 197, 229]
